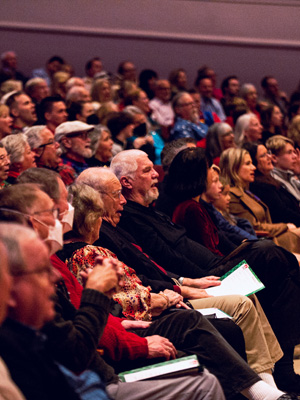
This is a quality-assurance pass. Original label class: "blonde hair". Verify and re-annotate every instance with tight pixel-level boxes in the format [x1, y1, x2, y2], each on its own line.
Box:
[219, 147, 249, 188]
[0, 104, 9, 118]
[287, 116, 300, 148]
[266, 135, 294, 156]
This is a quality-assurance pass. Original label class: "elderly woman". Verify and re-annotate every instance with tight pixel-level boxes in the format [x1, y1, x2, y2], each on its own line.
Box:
[1, 133, 36, 184]
[234, 113, 263, 146]
[58, 183, 188, 321]
[205, 122, 236, 165]
[260, 104, 283, 144]
[242, 142, 300, 226]
[87, 125, 113, 167]
[0, 104, 13, 139]
[219, 147, 300, 253]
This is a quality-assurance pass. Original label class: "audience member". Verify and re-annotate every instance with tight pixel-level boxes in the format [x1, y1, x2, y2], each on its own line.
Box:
[87, 125, 113, 167]
[220, 75, 240, 116]
[240, 83, 261, 120]
[117, 61, 137, 83]
[5, 91, 37, 133]
[107, 112, 135, 156]
[1, 133, 36, 184]
[0, 104, 12, 138]
[83, 57, 104, 92]
[205, 122, 236, 165]
[196, 66, 223, 100]
[195, 75, 226, 121]
[138, 69, 158, 100]
[168, 68, 188, 96]
[32, 55, 65, 86]
[0, 51, 27, 85]
[65, 86, 91, 107]
[25, 77, 50, 104]
[91, 79, 113, 110]
[149, 79, 174, 127]
[51, 71, 70, 99]
[0, 142, 10, 189]
[261, 75, 289, 117]
[170, 92, 208, 140]
[261, 104, 283, 144]
[67, 101, 94, 123]
[40, 96, 68, 133]
[234, 113, 263, 146]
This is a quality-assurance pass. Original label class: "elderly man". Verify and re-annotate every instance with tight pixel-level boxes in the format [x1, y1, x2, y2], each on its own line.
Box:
[5, 91, 37, 133]
[25, 77, 50, 104]
[65, 86, 91, 107]
[40, 96, 68, 133]
[149, 79, 174, 127]
[111, 149, 300, 394]
[117, 61, 137, 83]
[54, 121, 93, 184]
[195, 76, 226, 121]
[170, 92, 208, 141]
[25, 125, 62, 170]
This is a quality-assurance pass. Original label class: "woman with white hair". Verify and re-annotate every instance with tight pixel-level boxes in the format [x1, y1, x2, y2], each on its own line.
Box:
[87, 125, 113, 167]
[1, 133, 36, 184]
[205, 122, 236, 165]
[234, 113, 263, 146]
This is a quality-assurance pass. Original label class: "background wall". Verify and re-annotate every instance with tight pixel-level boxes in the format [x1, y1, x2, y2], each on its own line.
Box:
[1, 0, 300, 96]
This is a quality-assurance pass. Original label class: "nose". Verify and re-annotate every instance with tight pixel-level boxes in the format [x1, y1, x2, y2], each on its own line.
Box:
[152, 167, 159, 178]
[120, 193, 127, 205]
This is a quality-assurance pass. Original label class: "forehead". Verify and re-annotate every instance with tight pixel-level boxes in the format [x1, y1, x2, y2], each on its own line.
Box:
[257, 144, 266, 155]
[40, 128, 53, 142]
[0, 147, 7, 156]
[52, 102, 66, 112]
[179, 94, 193, 104]
[22, 238, 49, 271]
[136, 155, 153, 171]
[133, 114, 146, 124]
[243, 153, 252, 163]
[157, 80, 170, 88]
[200, 78, 212, 86]
[57, 177, 67, 197]
[16, 94, 31, 105]
[105, 176, 122, 190]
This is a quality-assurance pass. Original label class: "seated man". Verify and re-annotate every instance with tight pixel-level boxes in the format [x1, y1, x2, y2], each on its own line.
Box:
[39, 96, 68, 133]
[5, 91, 37, 134]
[0, 239, 26, 400]
[25, 125, 62, 170]
[195, 76, 226, 121]
[110, 149, 300, 393]
[267, 135, 300, 202]
[55, 121, 94, 185]
[170, 92, 208, 141]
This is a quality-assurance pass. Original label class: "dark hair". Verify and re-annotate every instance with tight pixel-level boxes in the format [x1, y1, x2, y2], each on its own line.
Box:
[288, 101, 300, 121]
[260, 104, 275, 130]
[106, 112, 134, 139]
[139, 69, 158, 97]
[261, 76, 274, 89]
[47, 56, 64, 65]
[242, 142, 260, 167]
[5, 91, 24, 109]
[194, 74, 211, 88]
[67, 101, 85, 121]
[165, 147, 208, 201]
[221, 75, 238, 95]
[40, 96, 64, 120]
[85, 57, 101, 74]
[161, 138, 196, 172]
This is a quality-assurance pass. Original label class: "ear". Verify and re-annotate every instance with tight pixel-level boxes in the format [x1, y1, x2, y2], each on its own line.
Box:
[61, 137, 72, 150]
[7, 286, 18, 309]
[270, 153, 277, 165]
[120, 175, 133, 189]
[10, 106, 19, 118]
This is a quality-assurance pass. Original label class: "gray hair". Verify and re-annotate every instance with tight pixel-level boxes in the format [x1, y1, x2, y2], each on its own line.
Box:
[24, 125, 47, 149]
[1, 133, 28, 164]
[234, 113, 256, 146]
[89, 125, 110, 155]
[160, 138, 196, 172]
[240, 83, 256, 99]
[123, 105, 144, 116]
[206, 122, 233, 159]
[25, 78, 46, 97]
[172, 91, 189, 111]
[65, 86, 87, 104]
[110, 149, 147, 180]
[76, 167, 116, 192]
[0, 223, 38, 275]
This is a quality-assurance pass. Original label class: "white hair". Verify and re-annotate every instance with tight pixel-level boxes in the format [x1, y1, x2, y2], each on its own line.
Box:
[240, 83, 256, 99]
[1, 133, 28, 163]
[234, 113, 256, 146]
[24, 125, 46, 149]
[76, 166, 116, 192]
[110, 149, 147, 179]
[25, 78, 47, 96]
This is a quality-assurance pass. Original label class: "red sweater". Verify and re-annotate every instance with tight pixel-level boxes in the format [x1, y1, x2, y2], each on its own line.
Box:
[50, 254, 148, 361]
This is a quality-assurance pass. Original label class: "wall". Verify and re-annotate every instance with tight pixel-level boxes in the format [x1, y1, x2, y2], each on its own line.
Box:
[1, 0, 300, 95]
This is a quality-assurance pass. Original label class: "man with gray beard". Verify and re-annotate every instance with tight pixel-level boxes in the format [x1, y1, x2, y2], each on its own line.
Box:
[54, 121, 93, 185]
[170, 92, 208, 141]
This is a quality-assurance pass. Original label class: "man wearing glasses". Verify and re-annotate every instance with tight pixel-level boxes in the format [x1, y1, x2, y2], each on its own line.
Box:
[54, 121, 94, 185]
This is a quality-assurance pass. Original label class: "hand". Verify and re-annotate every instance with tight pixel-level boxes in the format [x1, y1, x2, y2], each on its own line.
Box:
[183, 276, 221, 289]
[121, 320, 151, 330]
[162, 289, 184, 307]
[180, 286, 213, 299]
[146, 335, 177, 360]
[289, 227, 300, 238]
[133, 137, 148, 149]
[84, 256, 124, 298]
[287, 223, 297, 230]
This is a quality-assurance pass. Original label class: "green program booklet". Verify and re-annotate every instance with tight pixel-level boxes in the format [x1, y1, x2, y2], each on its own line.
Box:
[205, 260, 265, 297]
[118, 355, 201, 382]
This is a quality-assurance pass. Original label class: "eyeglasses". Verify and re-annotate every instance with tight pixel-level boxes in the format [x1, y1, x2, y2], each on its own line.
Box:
[35, 139, 55, 157]
[100, 189, 122, 201]
[68, 131, 90, 140]
[258, 150, 272, 159]
[0, 153, 10, 164]
[12, 264, 55, 278]
[32, 207, 59, 219]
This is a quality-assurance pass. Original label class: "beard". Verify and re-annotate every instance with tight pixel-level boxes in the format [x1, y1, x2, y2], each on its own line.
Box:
[144, 187, 159, 205]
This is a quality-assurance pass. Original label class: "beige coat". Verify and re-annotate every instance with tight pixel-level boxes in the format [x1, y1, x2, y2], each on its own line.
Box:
[229, 186, 300, 253]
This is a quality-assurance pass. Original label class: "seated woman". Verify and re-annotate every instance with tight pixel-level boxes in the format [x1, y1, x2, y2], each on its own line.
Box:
[234, 113, 263, 147]
[1, 133, 36, 184]
[219, 147, 300, 254]
[205, 122, 236, 166]
[260, 105, 283, 144]
[0, 143, 10, 190]
[56, 182, 286, 385]
[243, 142, 300, 226]
[88, 125, 113, 167]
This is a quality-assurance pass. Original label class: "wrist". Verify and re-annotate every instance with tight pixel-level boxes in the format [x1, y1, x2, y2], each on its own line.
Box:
[158, 292, 170, 309]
